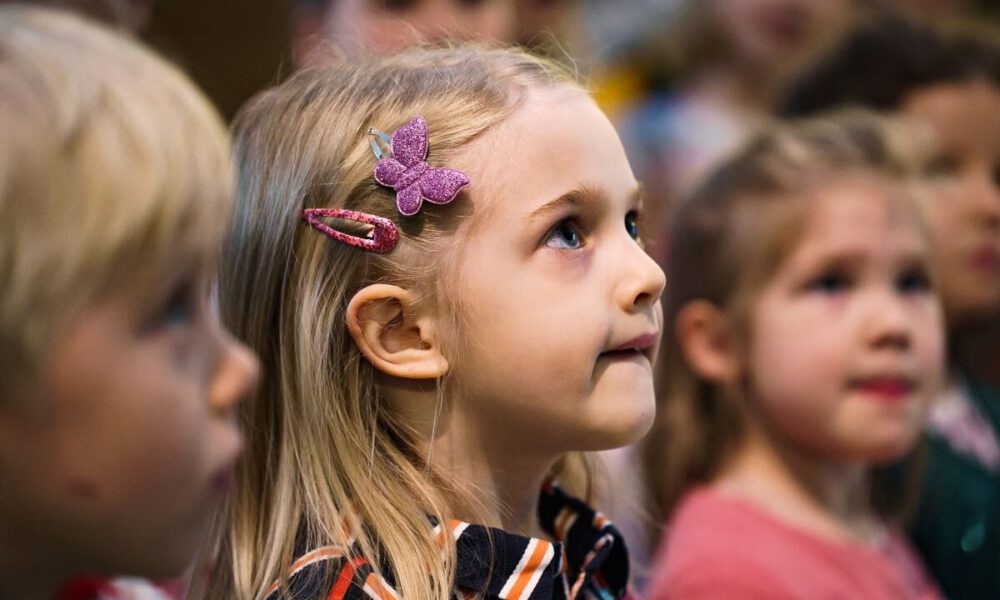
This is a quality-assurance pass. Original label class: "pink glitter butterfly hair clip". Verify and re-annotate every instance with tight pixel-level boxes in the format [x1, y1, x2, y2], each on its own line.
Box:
[302, 116, 468, 253]
[369, 115, 470, 217]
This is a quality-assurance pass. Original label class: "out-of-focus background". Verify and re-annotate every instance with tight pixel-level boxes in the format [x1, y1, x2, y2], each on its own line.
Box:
[13, 0, 996, 257]
[8, 1, 996, 121]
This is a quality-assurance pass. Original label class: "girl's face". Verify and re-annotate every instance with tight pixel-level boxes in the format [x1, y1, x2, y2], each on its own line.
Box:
[445, 87, 665, 456]
[327, 0, 517, 54]
[0, 263, 258, 580]
[710, 0, 852, 69]
[745, 176, 944, 464]
[904, 81, 1000, 325]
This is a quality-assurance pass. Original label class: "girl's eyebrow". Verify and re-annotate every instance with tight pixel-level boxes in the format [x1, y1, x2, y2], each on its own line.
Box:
[523, 184, 644, 225]
[796, 245, 931, 272]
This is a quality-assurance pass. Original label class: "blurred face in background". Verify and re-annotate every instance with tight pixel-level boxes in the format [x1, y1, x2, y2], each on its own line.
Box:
[709, 0, 854, 71]
[297, 0, 517, 63]
[0, 268, 259, 581]
[904, 81, 1000, 326]
[746, 177, 943, 465]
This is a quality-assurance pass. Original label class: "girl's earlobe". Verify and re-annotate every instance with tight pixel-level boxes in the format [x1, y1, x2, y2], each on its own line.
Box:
[675, 300, 740, 384]
[346, 284, 449, 380]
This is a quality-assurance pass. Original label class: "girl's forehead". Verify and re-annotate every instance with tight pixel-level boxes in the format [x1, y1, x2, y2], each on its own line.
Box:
[905, 82, 1000, 154]
[450, 86, 632, 222]
[796, 177, 928, 251]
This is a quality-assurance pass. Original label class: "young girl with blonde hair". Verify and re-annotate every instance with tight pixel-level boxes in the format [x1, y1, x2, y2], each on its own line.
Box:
[0, 6, 258, 599]
[202, 45, 664, 599]
[643, 112, 946, 598]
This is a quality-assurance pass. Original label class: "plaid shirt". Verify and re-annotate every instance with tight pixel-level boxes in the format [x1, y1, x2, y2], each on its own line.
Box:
[264, 481, 632, 600]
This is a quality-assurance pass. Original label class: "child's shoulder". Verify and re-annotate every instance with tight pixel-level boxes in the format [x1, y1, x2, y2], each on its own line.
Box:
[652, 487, 799, 588]
[649, 487, 942, 600]
[647, 487, 790, 599]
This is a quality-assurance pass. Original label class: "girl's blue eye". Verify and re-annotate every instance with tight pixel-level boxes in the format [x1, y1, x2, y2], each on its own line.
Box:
[809, 272, 848, 294]
[545, 219, 583, 250]
[897, 269, 931, 294]
[162, 286, 195, 327]
[625, 211, 640, 241]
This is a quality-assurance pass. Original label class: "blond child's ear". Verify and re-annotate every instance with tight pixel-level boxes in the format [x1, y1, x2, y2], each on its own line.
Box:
[675, 300, 740, 383]
[347, 284, 449, 380]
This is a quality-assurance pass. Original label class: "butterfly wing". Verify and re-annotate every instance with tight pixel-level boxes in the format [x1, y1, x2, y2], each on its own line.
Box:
[374, 158, 406, 187]
[390, 116, 429, 168]
[419, 167, 470, 205]
[396, 184, 424, 217]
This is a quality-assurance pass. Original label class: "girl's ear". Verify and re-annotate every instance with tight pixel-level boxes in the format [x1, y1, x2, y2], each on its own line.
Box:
[347, 284, 449, 380]
[675, 300, 740, 384]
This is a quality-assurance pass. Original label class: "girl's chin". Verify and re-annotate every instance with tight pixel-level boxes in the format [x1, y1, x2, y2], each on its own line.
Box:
[577, 409, 656, 451]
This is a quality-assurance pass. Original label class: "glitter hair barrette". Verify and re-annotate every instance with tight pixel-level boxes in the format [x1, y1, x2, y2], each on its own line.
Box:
[302, 208, 399, 253]
[302, 115, 469, 253]
[369, 115, 470, 217]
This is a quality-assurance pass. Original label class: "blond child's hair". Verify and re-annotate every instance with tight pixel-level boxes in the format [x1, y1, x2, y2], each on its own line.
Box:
[205, 47, 582, 600]
[0, 5, 232, 387]
[642, 111, 932, 525]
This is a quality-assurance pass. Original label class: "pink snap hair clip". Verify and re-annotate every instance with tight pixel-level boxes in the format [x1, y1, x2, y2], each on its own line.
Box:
[302, 208, 399, 253]
[369, 115, 470, 217]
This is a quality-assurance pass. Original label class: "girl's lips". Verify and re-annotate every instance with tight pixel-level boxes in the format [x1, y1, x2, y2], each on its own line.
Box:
[608, 332, 659, 353]
[757, 6, 807, 43]
[601, 332, 659, 363]
[970, 246, 1000, 272]
[851, 377, 915, 403]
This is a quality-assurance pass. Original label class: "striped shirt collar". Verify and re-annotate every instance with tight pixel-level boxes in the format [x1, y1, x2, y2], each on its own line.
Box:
[267, 480, 631, 599]
[450, 480, 630, 598]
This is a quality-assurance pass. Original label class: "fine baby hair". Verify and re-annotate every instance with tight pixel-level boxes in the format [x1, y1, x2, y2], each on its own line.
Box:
[644, 110, 936, 522]
[208, 45, 663, 599]
[0, 5, 258, 598]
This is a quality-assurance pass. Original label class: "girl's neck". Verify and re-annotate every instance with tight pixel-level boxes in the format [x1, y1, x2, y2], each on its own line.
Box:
[713, 424, 880, 546]
[428, 415, 554, 538]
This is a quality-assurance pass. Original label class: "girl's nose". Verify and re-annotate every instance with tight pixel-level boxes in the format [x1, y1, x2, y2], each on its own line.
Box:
[963, 164, 1000, 227]
[866, 294, 912, 351]
[618, 243, 666, 312]
[971, 167, 1000, 227]
[209, 334, 260, 416]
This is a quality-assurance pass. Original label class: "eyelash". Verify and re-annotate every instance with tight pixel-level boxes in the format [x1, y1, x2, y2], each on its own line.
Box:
[543, 210, 643, 250]
[806, 268, 932, 295]
[159, 282, 198, 329]
[897, 268, 932, 294]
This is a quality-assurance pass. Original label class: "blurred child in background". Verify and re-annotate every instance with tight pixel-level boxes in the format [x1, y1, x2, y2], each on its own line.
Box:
[0, 6, 258, 599]
[292, 0, 518, 64]
[644, 113, 945, 599]
[780, 11, 1000, 597]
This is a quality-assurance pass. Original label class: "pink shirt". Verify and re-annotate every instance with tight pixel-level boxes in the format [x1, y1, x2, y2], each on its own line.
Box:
[648, 487, 942, 600]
